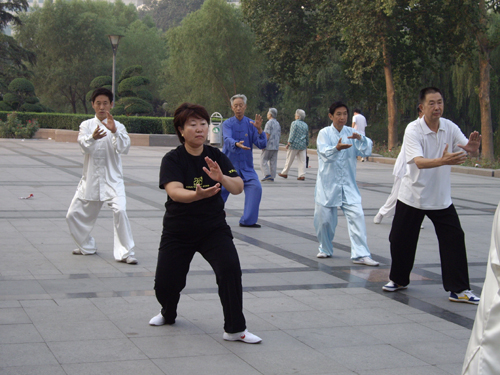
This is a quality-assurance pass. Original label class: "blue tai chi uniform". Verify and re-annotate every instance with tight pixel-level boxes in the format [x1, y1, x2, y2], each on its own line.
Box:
[314, 124, 373, 258]
[222, 116, 267, 225]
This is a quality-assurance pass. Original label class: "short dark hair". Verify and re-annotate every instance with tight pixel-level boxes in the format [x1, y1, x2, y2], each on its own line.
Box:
[329, 101, 349, 116]
[91, 88, 113, 103]
[419, 87, 443, 104]
[173, 103, 210, 144]
[353, 108, 362, 114]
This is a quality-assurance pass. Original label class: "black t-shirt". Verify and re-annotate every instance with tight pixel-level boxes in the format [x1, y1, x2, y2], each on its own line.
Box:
[159, 144, 239, 236]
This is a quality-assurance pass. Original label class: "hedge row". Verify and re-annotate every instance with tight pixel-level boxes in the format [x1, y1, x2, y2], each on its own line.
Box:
[0, 111, 175, 134]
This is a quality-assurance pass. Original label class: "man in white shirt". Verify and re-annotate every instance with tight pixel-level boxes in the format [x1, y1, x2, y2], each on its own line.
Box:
[66, 88, 137, 264]
[383, 87, 481, 304]
[352, 109, 367, 161]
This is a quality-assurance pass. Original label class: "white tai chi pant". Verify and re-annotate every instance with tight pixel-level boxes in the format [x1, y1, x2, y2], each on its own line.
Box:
[314, 202, 372, 259]
[260, 149, 279, 179]
[377, 176, 401, 218]
[66, 193, 135, 261]
[281, 149, 306, 178]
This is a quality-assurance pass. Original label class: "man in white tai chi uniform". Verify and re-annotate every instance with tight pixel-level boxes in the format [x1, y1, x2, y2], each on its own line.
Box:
[66, 87, 137, 264]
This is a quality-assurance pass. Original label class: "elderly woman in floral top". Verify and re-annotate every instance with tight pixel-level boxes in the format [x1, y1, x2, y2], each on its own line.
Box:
[279, 109, 309, 181]
[260, 108, 281, 181]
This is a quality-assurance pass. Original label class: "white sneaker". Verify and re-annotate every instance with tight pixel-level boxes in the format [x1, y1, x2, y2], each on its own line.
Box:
[223, 329, 262, 344]
[382, 280, 407, 292]
[72, 249, 96, 255]
[316, 252, 331, 258]
[352, 256, 379, 266]
[118, 256, 138, 264]
[149, 312, 166, 326]
[373, 213, 383, 224]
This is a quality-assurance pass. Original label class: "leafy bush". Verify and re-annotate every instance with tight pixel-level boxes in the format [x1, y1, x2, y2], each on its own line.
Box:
[0, 101, 13, 111]
[3, 93, 20, 107]
[90, 76, 112, 89]
[20, 103, 44, 112]
[8, 78, 35, 94]
[0, 111, 174, 134]
[0, 112, 39, 138]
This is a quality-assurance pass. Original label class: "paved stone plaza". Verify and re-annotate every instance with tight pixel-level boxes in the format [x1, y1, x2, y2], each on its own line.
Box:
[1, 138, 498, 375]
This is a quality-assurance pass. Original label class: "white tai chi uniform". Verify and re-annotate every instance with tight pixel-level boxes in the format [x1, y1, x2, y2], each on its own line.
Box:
[376, 143, 407, 218]
[66, 116, 135, 261]
[314, 124, 373, 258]
[462, 202, 500, 375]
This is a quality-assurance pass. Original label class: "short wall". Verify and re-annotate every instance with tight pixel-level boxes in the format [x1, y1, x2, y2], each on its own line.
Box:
[34, 128, 181, 147]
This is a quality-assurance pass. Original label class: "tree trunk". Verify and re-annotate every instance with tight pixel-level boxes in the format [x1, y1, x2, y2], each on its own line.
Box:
[382, 40, 397, 150]
[478, 51, 494, 160]
[476, 0, 494, 160]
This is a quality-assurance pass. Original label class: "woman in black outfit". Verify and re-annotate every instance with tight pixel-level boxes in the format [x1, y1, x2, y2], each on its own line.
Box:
[149, 103, 262, 344]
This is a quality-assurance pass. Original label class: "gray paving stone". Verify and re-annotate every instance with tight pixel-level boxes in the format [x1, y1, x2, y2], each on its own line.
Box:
[131, 334, 229, 358]
[0, 139, 495, 374]
[47, 338, 148, 364]
[62, 360, 165, 375]
[154, 354, 263, 375]
[0, 364, 67, 375]
[0, 343, 59, 367]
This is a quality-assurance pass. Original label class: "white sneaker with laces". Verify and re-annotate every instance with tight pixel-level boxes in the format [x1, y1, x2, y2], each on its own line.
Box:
[316, 252, 331, 258]
[149, 312, 166, 326]
[449, 290, 480, 305]
[223, 329, 262, 344]
[373, 213, 383, 224]
[352, 256, 379, 266]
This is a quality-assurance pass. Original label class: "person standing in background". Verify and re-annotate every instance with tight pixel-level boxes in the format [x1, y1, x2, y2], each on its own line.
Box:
[352, 109, 368, 162]
[260, 108, 281, 182]
[278, 109, 308, 181]
[221, 94, 267, 228]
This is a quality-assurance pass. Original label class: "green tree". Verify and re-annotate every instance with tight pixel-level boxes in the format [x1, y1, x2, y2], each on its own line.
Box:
[0, 0, 36, 95]
[162, 0, 260, 115]
[0, 77, 45, 111]
[116, 19, 167, 99]
[138, 0, 204, 31]
[114, 65, 153, 115]
[457, 0, 500, 159]
[14, 0, 138, 113]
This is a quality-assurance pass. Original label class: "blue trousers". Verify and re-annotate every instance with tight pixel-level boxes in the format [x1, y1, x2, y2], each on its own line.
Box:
[314, 202, 371, 259]
[222, 176, 262, 226]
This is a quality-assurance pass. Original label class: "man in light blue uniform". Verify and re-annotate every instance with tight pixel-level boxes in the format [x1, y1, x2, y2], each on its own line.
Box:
[314, 101, 379, 266]
[222, 94, 267, 228]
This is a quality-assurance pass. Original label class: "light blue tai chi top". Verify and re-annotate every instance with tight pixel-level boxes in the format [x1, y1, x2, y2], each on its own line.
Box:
[315, 124, 372, 207]
[222, 116, 267, 180]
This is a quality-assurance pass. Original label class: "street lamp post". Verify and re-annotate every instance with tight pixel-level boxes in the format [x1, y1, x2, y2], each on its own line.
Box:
[107, 34, 124, 105]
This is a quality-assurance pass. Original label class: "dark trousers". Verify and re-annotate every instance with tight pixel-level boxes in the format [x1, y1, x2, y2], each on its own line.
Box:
[389, 200, 470, 293]
[154, 226, 246, 333]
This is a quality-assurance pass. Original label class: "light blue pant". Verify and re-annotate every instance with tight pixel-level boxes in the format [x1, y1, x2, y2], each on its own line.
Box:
[314, 202, 371, 259]
[222, 177, 262, 226]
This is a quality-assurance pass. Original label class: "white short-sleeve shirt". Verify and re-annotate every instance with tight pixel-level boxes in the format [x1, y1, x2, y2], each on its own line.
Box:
[398, 116, 468, 210]
[352, 114, 367, 136]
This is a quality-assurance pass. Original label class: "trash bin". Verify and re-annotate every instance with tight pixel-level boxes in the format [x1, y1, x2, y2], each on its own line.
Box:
[209, 112, 223, 146]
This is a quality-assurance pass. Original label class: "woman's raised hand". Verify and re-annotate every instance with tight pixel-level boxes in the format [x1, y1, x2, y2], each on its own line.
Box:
[203, 156, 224, 182]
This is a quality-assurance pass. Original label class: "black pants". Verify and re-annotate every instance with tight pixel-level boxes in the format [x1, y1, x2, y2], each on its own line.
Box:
[389, 200, 470, 293]
[154, 226, 246, 333]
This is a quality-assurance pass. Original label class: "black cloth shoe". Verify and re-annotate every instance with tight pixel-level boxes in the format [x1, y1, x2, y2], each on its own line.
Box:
[239, 223, 261, 228]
